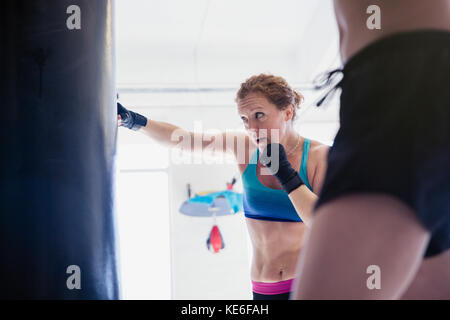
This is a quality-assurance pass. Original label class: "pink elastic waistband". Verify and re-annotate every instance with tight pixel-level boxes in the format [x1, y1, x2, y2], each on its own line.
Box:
[251, 279, 294, 295]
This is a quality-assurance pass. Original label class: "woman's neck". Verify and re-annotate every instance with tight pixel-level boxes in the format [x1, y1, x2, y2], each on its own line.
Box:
[282, 130, 301, 155]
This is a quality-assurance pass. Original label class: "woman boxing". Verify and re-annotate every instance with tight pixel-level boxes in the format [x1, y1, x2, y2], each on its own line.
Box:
[117, 74, 329, 300]
[292, 0, 450, 299]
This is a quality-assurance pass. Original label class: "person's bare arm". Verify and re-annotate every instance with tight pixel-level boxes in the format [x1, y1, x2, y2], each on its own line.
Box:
[287, 185, 317, 226]
[260, 142, 330, 226]
[118, 113, 247, 156]
[287, 144, 329, 225]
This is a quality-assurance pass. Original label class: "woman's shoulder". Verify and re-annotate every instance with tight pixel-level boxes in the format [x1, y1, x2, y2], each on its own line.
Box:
[303, 138, 330, 193]
[305, 138, 330, 158]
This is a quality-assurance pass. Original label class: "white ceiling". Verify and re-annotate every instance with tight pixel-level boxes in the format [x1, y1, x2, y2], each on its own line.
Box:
[115, 0, 341, 88]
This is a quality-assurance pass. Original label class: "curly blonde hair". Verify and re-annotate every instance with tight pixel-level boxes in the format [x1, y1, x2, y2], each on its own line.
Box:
[235, 74, 304, 121]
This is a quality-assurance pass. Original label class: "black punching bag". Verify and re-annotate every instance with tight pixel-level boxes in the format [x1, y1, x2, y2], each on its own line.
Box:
[0, 1, 120, 299]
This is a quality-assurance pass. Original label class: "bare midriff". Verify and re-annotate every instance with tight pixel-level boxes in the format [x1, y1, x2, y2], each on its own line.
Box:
[334, 0, 450, 63]
[237, 143, 308, 283]
[246, 218, 307, 282]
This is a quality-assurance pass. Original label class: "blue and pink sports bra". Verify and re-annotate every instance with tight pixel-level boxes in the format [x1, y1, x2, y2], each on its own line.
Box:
[242, 138, 312, 223]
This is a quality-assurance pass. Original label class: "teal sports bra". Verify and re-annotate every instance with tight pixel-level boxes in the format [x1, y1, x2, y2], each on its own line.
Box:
[242, 138, 312, 222]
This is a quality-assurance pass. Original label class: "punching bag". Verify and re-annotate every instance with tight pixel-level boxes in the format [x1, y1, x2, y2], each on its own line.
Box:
[0, 1, 119, 299]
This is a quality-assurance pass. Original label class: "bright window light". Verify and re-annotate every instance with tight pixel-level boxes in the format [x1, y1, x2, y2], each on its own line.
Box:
[115, 169, 171, 299]
[116, 142, 169, 170]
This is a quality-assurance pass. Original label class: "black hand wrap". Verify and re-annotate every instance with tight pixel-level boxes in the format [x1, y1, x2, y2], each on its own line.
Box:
[117, 102, 147, 131]
[260, 143, 304, 194]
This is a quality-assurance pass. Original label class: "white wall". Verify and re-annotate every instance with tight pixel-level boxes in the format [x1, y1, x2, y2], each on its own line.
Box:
[116, 0, 340, 86]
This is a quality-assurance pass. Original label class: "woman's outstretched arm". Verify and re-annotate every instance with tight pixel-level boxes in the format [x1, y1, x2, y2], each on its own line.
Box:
[117, 101, 248, 156]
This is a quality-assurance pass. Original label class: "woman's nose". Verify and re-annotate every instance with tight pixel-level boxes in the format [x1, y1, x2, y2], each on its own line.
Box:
[247, 127, 259, 139]
[247, 120, 260, 131]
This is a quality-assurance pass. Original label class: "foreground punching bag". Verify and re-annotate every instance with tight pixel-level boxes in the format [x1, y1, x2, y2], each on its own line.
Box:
[0, 1, 120, 299]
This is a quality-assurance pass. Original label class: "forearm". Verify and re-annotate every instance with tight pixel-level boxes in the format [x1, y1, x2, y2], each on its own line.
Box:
[118, 101, 190, 150]
[288, 185, 318, 227]
[260, 142, 318, 226]
[138, 119, 229, 154]
[139, 119, 190, 149]
[118, 102, 232, 153]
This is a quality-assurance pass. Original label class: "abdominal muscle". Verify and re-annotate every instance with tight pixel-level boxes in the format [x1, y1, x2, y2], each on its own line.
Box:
[245, 218, 307, 282]
[334, 0, 450, 63]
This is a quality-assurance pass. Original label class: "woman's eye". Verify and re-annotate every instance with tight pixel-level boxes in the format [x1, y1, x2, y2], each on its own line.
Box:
[255, 112, 264, 119]
[241, 117, 248, 123]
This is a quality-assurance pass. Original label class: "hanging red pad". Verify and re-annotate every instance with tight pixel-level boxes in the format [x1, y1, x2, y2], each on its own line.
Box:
[206, 225, 225, 253]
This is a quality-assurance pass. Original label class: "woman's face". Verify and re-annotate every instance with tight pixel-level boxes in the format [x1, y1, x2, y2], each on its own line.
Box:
[237, 92, 293, 150]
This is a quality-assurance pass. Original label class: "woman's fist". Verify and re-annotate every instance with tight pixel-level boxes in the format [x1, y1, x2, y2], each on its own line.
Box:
[117, 102, 147, 131]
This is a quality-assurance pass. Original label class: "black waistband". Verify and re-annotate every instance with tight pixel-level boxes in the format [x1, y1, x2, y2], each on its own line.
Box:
[314, 30, 450, 107]
[343, 29, 450, 73]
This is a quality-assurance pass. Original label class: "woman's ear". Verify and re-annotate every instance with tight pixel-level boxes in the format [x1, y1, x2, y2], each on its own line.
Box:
[284, 105, 294, 121]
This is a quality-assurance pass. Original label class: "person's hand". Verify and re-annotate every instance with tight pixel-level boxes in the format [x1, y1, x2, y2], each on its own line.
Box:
[260, 143, 304, 194]
[117, 102, 148, 131]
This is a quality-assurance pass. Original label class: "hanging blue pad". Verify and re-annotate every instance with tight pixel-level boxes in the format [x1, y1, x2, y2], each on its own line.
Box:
[179, 190, 243, 217]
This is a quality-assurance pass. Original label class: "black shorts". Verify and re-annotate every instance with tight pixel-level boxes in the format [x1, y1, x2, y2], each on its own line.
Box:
[252, 291, 291, 300]
[315, 30, 450, 258]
